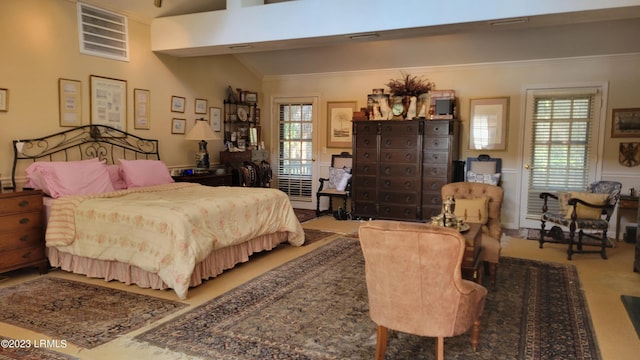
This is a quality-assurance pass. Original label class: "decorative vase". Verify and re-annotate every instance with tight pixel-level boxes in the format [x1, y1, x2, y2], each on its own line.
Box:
[401, 96, 412, 119]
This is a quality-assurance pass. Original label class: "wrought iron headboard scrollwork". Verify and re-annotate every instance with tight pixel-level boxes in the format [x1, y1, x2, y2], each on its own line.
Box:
[11, 125, 161, 189]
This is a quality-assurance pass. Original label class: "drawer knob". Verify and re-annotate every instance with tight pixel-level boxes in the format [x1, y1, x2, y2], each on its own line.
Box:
[22, 251, 32, 259]
[20, 235, 29, 242]
[385, 153, 392, 160]
[19, 200, 30, 207]
[19, 218, 30, 225]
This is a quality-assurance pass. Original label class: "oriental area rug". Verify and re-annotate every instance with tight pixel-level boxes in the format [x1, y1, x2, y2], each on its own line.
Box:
[134, 238, 601, 359]
[0, 277, 187, 349]
[294, 208, 317, 223]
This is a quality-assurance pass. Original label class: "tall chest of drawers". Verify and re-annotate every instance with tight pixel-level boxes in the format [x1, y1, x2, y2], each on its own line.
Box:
[352, 120, 459, 221]
[0, 190, 48, 274]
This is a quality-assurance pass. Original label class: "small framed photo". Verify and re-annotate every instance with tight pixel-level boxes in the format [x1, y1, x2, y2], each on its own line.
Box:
[0, 88, 7, 112]
[246, 92, 258, 103]
[171, 96, 185, 113]
[195, 98, 208, 114]
[171, 118, 186, 134]
[58, 79, 81, 126]
[210, 106, 222, 131]
[611, 108, 640, 138]
[133, 88, 150, 130]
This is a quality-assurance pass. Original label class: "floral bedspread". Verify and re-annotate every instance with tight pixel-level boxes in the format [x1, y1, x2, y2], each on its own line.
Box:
[45, 183, 305, 299]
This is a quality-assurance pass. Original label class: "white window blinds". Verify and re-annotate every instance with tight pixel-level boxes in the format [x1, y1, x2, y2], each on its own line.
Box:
[277, 103, 314, 200]
[526, 93, 595, 215]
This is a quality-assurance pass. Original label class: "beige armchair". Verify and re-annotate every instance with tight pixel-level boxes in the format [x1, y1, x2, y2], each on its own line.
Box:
[441, 182, 504, 289]
[359, 220, 487, 360]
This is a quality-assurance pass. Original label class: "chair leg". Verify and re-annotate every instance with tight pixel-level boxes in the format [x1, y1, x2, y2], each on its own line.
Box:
[488, 262, 497, 290]
[600, 230, 609, 259]
[374, 325, 388, 360]
[436, 337, 444, 360]
[471, 319, 481, 352]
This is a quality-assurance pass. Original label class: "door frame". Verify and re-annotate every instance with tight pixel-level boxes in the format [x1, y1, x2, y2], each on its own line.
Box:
[517, 82, 608, 229]
[270, 95, 320, 210]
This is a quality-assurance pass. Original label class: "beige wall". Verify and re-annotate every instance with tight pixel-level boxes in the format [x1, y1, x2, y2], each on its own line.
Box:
[262, 53, 640, 229]
[0, 0, 261, 186]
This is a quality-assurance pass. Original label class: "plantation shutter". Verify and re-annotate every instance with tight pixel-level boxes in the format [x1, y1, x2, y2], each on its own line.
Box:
[526, 93, 595, 215]
[277, 103, 314, 201]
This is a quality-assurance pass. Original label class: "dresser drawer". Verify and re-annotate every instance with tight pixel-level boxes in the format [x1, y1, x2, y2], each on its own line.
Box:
[379, 122, 420, 136]
[423, 165, 449, 178]
[379, 204, 418, 221]
[425, 121, 453, 137]
[423, 151, 449, 164]
[354, 122, 379, 136]
[353, 201, 378, 218]
[380, 163, 418, 177]
[0, 193, 43, 216]
[423, 178, 448, 192]
[379, 191, 419, 205]
[422, 205, 442, 219]
[0, 228, 43, 251]
[0, 211, 44, 232]
[354, 135, 377, 149]
[380, 149, 419, 163]
[0, 246, 45, 270]
[354, 162, 377, 176]
[352, 175, 377, 189]
[380, 134, 419, 149]
[424, 137, 451, 151]
[379, 177, 420, 192]
[355, 149, 378, 163]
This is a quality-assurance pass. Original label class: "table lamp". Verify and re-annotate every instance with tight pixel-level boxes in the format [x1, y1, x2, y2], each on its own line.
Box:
[185, 118, 217, 173]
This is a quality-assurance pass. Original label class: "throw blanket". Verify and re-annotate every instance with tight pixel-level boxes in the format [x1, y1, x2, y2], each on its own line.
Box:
[46, 183, 304, 299]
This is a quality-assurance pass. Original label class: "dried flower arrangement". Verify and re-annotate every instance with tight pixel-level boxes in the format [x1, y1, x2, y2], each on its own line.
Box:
[385, 72, 434, 97]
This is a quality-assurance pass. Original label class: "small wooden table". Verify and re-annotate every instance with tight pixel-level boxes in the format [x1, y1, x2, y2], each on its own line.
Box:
[461, 223, 483, 284]
[616, 195, 639, 241]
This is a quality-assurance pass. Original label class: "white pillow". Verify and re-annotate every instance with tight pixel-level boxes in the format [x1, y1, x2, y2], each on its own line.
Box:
[328, 166, 350, 189]
[336, 173, 352, 192]
[467, 171, 501, 186]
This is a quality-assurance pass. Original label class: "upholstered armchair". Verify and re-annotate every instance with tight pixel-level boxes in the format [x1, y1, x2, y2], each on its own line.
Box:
[539, 180, 622, 260]
[359, 220, 487, 360]
[441, 182, 504, 289]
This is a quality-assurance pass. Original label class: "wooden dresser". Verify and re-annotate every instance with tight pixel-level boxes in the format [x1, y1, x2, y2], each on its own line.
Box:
[0, 190, 48, 274]
[352, 119, 459, 221]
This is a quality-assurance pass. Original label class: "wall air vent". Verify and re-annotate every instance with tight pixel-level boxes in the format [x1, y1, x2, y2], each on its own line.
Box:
[77, 2, 129, 62]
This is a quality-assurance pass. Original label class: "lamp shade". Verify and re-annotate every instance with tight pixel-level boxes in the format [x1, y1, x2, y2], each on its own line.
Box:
[185, 120, 216, 141]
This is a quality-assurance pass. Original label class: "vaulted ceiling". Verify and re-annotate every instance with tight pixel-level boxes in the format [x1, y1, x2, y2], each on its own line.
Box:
[82, 0, 640, 77]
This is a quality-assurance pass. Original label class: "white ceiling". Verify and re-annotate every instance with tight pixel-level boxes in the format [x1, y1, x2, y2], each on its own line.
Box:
[81, 0, 640, 77]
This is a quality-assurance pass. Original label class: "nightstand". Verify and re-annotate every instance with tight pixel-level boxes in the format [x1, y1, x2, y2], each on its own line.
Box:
[172, 172, 232, 187]
[0, 189, 48, 274]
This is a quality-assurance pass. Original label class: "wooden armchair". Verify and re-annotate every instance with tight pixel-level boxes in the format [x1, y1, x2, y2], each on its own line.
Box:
[316, 152, 352, 217]
[539, 181, 622, 260]
[359, 220, 487, 360]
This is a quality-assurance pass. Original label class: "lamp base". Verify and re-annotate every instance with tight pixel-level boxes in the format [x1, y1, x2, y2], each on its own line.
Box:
[194, 140, 210, 171]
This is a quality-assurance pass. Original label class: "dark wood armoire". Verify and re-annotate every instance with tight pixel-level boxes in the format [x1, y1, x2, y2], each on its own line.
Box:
[351, 119, 460, 221]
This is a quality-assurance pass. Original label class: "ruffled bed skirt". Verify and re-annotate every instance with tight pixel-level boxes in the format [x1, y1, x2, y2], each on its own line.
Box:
[47, 232, 288, 294]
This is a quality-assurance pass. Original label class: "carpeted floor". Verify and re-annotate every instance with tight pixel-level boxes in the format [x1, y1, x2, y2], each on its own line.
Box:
[0, 335, 79, 360]
[293, 208, 317, 223]
[0, 277, 187, 349]
[134, 237, 600, 359]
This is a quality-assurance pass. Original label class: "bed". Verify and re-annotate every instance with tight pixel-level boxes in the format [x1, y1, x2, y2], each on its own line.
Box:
[11, 125, 305, 299]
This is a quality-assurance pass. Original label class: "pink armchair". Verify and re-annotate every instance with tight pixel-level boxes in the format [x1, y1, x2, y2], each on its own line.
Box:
[359, 220, 487, 360]
[441, 182, 504, 289]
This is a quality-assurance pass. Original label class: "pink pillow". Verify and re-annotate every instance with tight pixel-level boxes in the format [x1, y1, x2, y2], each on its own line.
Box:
[118, 159, 174, 188]
[24, 158, 104, 195]
[35, 160, 114, 198]
[107, 165, 127, 190]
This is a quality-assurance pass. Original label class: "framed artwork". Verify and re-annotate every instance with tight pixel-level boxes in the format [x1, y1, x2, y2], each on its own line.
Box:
[133, 88, 150, 130]
[171, 95, 185, 113]
[58, 79, 82, 126]
[90, 75, 127, 131]
[245, 92, 258, 103]
[210, 106, 221, 131]
[0, 88, 7, 112]
[171, 118, 186, 134]
[611, 108, 640, 138]
[468, 97, 509, 151]
[327, 101, 357, 148]
[195, 98, 208, 114]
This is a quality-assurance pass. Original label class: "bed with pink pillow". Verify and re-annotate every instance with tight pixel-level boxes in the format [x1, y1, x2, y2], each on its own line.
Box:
[11, 125, 304, 299]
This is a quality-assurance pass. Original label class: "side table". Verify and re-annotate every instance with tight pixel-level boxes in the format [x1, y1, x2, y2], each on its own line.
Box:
[461, 223, 483, 285]
[172, 172, 232, 187]
[616, 195, 639, 241]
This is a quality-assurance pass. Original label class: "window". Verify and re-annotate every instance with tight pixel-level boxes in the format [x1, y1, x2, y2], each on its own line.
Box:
[277, 102, 313, 200]
[526, 91, 597, 215]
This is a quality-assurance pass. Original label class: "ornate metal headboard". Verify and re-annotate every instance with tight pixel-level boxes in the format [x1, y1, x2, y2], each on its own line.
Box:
[11, 125, 160, 189]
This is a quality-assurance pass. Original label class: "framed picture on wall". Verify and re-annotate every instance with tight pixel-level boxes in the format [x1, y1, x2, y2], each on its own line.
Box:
[58, 79, 82, 126]
[195, 98, 207, 114]
[611, 108, 640, 138]
[210, 106, 221, 131]
[468, 97, 509, 151]
[171, 95, 185, 113]
[0, 88, 8, 112]
[133, 88, 150, 129]
[327, 101, 357, 148]
[90, 75, 127, 131]
[171, 118, 186, 134]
